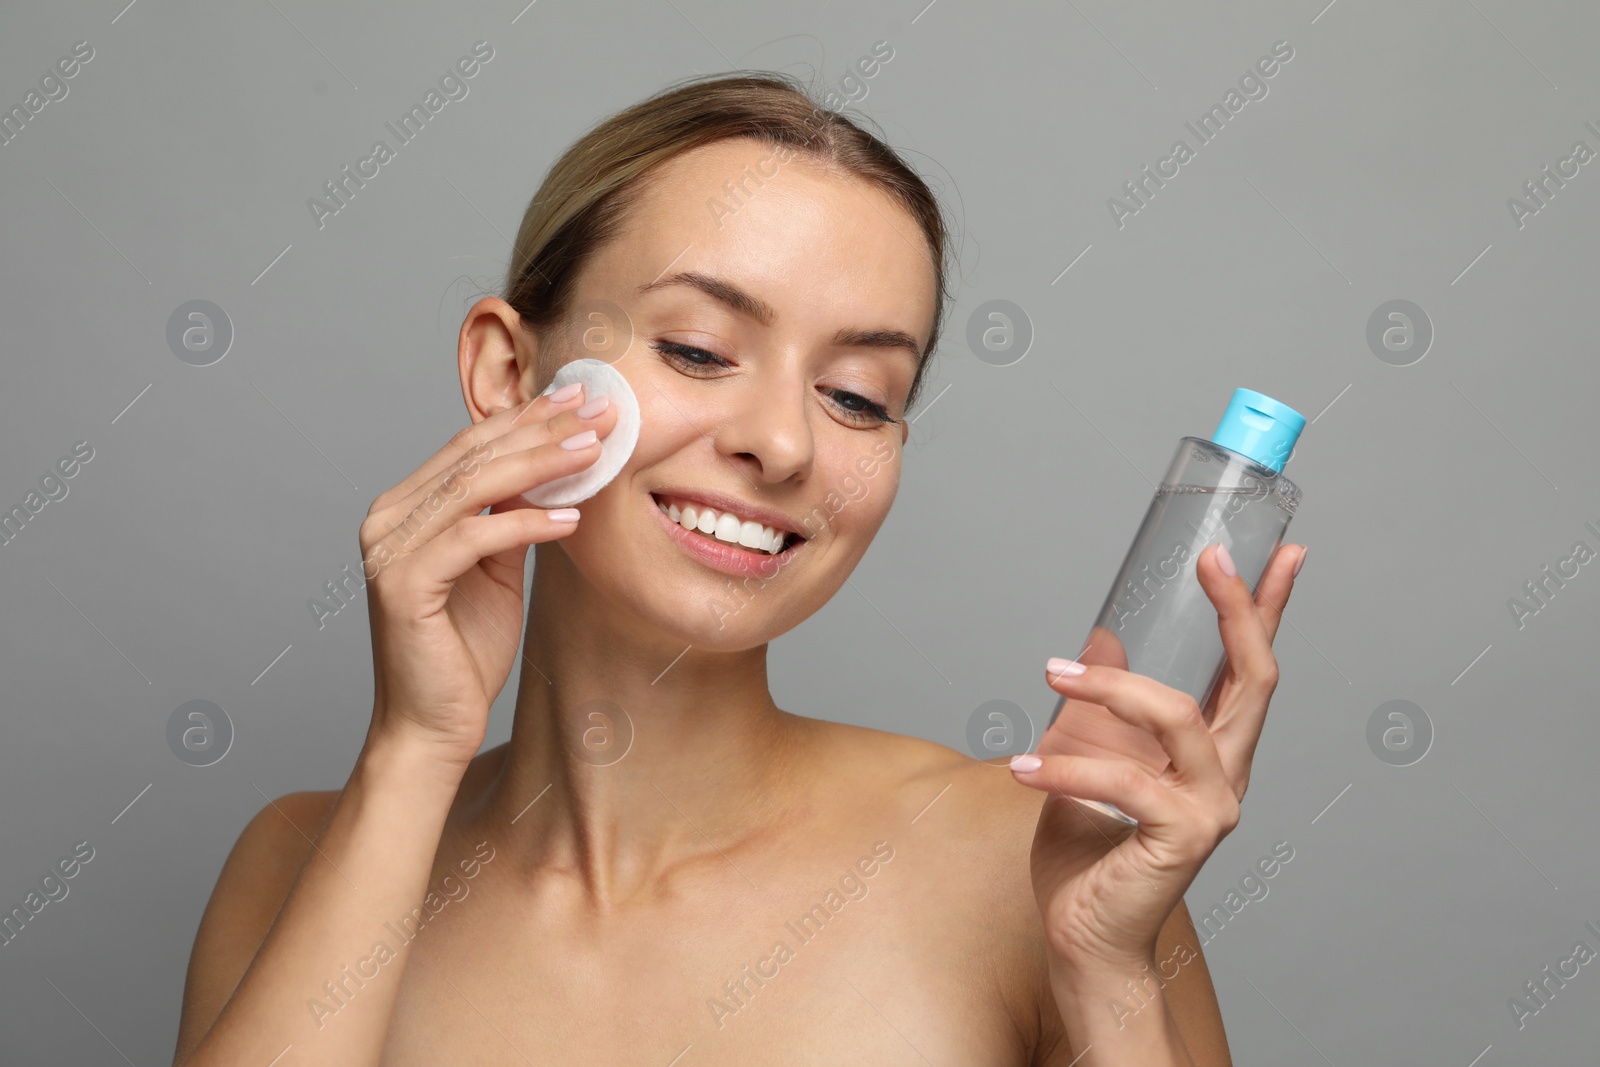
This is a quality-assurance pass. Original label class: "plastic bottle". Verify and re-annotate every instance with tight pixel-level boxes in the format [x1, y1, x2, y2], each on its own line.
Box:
[1044, 388, 1306, 825]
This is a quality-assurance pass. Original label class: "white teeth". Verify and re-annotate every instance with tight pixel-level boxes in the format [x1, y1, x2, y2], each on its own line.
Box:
[656, 495, 790, 555]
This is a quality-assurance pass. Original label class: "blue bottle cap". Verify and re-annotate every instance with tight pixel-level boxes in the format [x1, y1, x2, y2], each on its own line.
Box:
[1210, 388, 1305, 474]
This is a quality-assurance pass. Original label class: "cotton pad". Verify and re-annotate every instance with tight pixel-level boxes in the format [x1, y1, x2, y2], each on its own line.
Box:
[521, 358, 642, 508]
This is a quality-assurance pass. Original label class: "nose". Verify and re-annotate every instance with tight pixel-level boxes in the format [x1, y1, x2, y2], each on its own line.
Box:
[712, 361, 815, 485]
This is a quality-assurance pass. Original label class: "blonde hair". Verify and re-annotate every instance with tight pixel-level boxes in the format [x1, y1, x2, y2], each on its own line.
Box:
[502, 70, 951, 414]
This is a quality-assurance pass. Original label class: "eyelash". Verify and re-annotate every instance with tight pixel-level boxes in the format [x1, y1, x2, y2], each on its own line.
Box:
[650, 340, 898, 425]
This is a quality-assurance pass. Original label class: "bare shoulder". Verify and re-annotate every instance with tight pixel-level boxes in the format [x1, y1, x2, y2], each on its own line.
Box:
[795, 716, 1056, 1045]
[790, 718, 1240, 1063]
[794, 713, 1047, 856]
[172, 789, 339, 1065]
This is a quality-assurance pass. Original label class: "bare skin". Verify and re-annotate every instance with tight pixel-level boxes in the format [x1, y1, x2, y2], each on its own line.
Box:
[173, 137, 1247, 1066]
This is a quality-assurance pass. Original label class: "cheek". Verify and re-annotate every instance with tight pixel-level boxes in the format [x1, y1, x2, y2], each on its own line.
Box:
[859, 479, 897, 533]
[626, 375, 702, 461]
[824, 451, 900, 535]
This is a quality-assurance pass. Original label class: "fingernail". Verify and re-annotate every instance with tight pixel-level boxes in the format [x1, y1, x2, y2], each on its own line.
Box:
[1215, 542, 1237, 578]
[576, 394, 610, 419]
[1293, 545, 1308, 577]
[1010, 754, 1042, 772]
[548, 508, 580, 522]
[561, 429, 598, 450]
[548, 381, 583, 403]
[1046, 657, 1086, 678]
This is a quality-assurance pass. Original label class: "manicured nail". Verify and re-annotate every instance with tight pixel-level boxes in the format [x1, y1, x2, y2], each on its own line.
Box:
[576, 394, 610, 419]
[1293, 545, 1308, 577]
[548, 508, 580, 522]
[561, 429, 598, 450]
[1046, 657, 1086, 678]
[548, 381, 583, 403]
[1215, 542, 1237, 578]
[1010, 754, 1042, 772]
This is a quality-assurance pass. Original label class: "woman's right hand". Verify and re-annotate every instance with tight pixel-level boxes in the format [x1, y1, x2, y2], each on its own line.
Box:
[358, 382, 617, 768]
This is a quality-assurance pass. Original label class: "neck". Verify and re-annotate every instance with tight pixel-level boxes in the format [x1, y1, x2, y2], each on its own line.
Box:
[471, 543, 809, 906]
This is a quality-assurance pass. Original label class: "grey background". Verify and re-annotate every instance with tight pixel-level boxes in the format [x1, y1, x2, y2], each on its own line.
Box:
[1, 0, 1596, 1062]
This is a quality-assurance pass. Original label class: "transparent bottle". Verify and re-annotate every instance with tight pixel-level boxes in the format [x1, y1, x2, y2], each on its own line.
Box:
[1043, 388, 1306, 825]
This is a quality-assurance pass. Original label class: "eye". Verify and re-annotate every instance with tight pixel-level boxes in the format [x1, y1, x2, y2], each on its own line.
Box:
[651, 340, 898, 426]
[822, 387, 896, 425]
[651, 339, 729, 372]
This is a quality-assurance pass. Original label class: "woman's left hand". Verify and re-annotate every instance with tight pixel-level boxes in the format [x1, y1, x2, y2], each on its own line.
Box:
[1010, 541, 1307, 977]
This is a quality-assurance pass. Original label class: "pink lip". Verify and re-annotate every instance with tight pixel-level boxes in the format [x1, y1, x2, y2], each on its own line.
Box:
[649, 485, 805, 537]
[648, 494, 800, 578]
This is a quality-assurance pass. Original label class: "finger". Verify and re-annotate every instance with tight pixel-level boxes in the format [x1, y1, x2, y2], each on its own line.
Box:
[1197, 542, 1279, 710]
[1009, 752, 1182, 828]
[389, 396, 618, 515]
[1252, 543, 1306, 645]
[1200, 542, 1303, 789]
[1043, 659, 1228, 792]
[372, 383, 590, 512]
[1076, 624, 1129, 671]
[362, 426, 609, 566]
[370, 396, 618, 536]
[407, 506, 581, 590]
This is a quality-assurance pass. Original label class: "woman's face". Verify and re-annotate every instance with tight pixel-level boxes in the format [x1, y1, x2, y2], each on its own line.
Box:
[527, 137, 937, 650]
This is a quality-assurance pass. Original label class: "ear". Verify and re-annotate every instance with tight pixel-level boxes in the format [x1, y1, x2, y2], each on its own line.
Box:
[459, 296, 538, 424]
[900, 419, 909, 446]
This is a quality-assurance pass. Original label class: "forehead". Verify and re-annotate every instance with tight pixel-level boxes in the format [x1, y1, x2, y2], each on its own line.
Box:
[598, 137, 938, 339]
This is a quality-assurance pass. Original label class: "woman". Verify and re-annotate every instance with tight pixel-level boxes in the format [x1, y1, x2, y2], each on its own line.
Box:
[172, 72, 1304, 1066]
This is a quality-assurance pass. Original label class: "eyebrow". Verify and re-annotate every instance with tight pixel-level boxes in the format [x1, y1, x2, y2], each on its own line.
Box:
[635, 270, 923, 360]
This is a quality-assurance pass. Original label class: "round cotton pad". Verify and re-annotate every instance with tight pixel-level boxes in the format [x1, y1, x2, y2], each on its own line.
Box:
[521, 358, 641, 508]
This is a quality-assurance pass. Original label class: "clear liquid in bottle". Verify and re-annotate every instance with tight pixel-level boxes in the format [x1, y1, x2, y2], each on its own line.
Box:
[1043, 389, 1306, 825]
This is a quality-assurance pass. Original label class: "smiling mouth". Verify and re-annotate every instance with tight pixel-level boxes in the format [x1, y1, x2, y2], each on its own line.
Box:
[650, 493, 804, 556]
